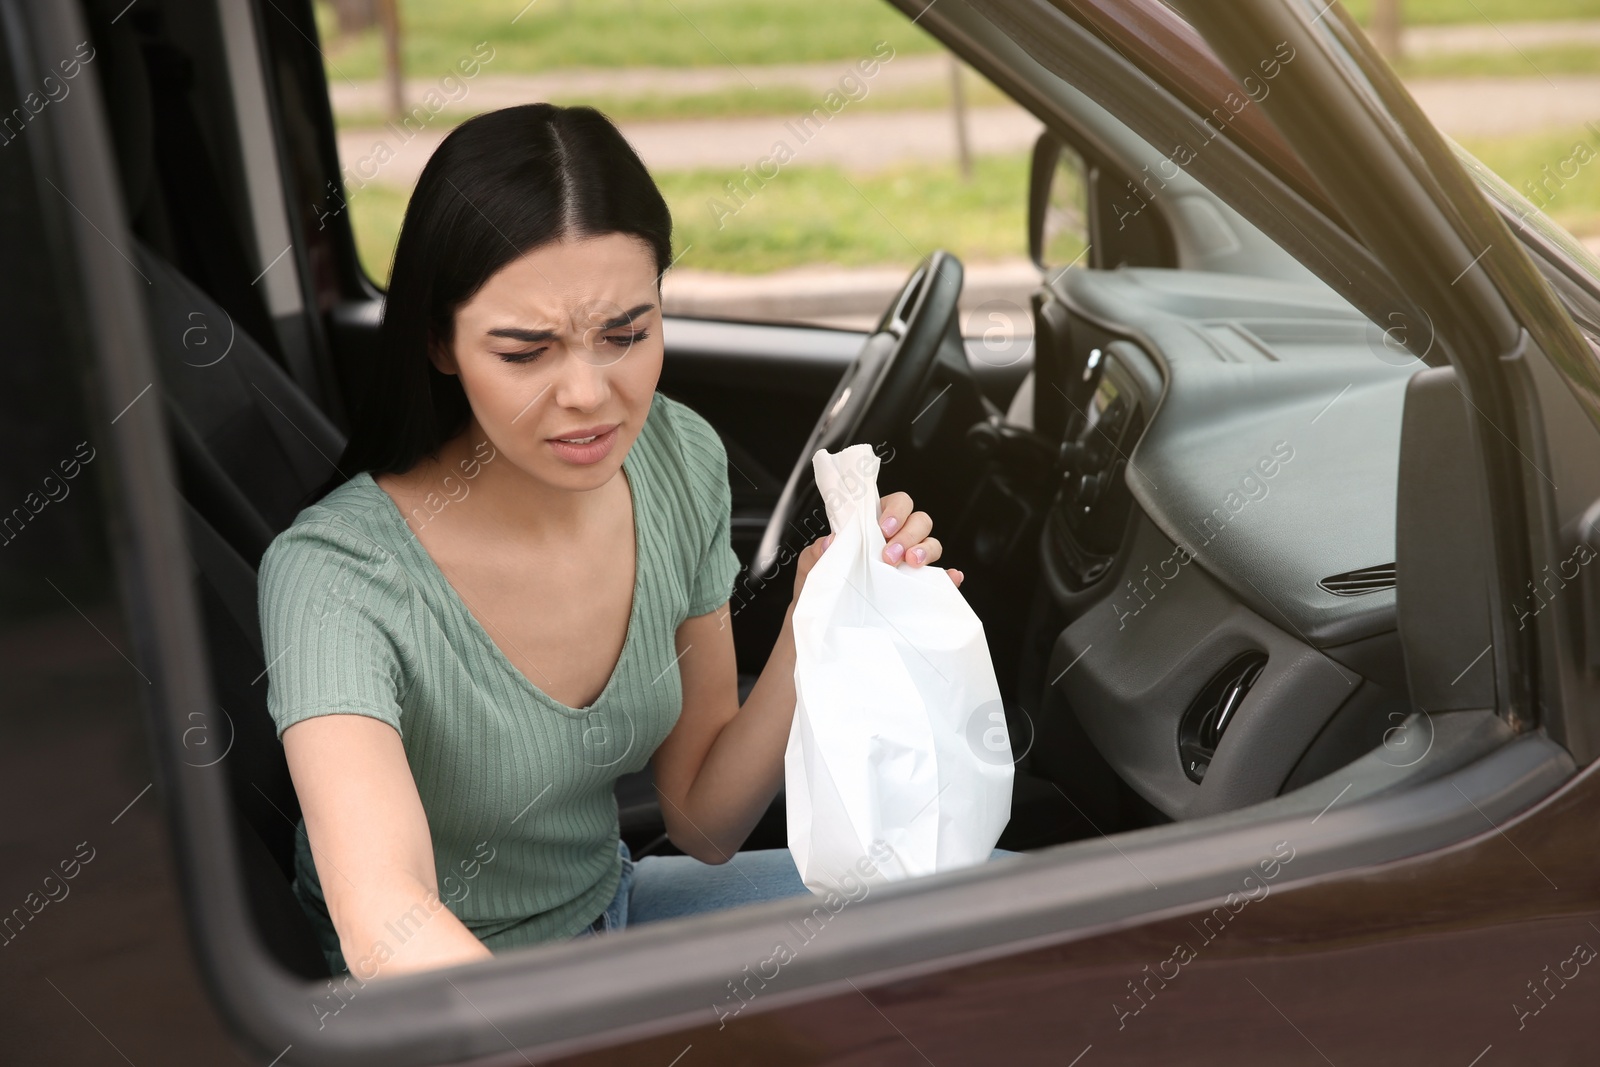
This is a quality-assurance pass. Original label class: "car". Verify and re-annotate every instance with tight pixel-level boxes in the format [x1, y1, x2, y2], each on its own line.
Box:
[4, 0, 1600, 1062]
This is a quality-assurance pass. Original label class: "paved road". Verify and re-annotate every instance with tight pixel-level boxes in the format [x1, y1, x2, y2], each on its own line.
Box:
[1401, 18, 1600, 54]
[1409, 75, 1600, 138]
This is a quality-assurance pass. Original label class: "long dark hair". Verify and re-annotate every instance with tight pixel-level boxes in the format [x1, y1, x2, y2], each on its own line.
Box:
[309, 103, 673, 505]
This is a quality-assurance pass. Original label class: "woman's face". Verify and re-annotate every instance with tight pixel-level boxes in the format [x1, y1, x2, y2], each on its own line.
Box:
[433, 231, 665, 494]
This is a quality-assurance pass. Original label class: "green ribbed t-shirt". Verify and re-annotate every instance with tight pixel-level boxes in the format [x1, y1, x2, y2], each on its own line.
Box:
[257, 391, 741, 976]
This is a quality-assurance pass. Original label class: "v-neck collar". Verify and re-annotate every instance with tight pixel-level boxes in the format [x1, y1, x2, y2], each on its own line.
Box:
[354, 446, 644, 721]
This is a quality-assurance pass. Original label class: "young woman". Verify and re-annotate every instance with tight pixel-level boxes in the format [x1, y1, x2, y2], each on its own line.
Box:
[259, 103, 979, 981]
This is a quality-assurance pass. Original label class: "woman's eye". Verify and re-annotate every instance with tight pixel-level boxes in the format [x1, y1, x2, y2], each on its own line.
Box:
[601, 330, 649, 348]
[495, 348, 546, 364]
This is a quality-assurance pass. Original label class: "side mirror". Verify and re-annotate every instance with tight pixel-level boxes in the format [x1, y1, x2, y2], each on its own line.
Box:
[1028, 130, 1090, 275]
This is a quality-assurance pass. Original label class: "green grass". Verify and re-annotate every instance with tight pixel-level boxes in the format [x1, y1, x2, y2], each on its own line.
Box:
[345, 181, 412, 285]
[313, 0, 939, 81]
[331, 78, 1011, 130]
[1342, 0, 1600, 23]
[311, 0, 1600, 91]
[656, 153, 1032, 273]
[312, 0, 1600, 86]
[346, 153, 1034, 284]
[1456, 124, 1600, 238]
[1395, 45, 1600, 78]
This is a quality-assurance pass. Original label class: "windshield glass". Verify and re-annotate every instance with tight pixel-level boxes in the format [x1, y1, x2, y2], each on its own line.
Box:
[1452, 139, 1600, 290]
[1126, 1, 1600, 306]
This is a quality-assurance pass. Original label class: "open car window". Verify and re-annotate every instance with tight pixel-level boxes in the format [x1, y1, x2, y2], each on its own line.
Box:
[320, 6, 1051, 339]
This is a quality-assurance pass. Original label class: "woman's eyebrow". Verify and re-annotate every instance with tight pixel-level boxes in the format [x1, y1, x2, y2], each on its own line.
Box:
[597, 302, 656, 329]
[486, 326, 558, 342]
[484, 303, 656, 341]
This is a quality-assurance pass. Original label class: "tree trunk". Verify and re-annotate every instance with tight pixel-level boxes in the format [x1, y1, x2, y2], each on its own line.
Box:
[328, 0, 378, 36]
[1372, 0, 1403, 62]
[376, 0, 404, 122]
[949, 54, 972, 181]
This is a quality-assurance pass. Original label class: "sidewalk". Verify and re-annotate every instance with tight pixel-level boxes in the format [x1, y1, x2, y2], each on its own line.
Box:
[1408, 75, 1600, 138]
[1402, 18, 1600, 54]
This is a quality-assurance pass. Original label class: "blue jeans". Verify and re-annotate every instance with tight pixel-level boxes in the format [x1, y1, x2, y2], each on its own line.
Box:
[573, 839, 1022, 938]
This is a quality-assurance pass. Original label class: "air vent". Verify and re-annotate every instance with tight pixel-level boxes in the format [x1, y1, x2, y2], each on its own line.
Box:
[1318, 564, 1397, 596]
[1178, 652, 1268, 784]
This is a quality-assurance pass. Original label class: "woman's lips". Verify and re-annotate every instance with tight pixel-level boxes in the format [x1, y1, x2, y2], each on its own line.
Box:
[546, 424, 619, 465]
[549, 423, 617, 443]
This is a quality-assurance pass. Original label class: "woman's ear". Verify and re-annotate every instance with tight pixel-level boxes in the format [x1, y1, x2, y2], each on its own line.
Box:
[427, 336, 459, 376]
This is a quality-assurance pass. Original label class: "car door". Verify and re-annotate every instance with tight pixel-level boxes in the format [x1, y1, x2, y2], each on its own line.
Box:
[0, 0, 255, 1060]
[7, 0, 1600, 1064]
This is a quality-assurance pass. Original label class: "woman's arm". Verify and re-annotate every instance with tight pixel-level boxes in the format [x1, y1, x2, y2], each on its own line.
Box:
[283, 714, 492, 977]
[652, 492, 957, 862]
[650, 596, 797, 862]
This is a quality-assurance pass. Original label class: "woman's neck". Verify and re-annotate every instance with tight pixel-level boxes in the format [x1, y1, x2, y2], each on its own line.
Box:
[392, 419, 619, 544]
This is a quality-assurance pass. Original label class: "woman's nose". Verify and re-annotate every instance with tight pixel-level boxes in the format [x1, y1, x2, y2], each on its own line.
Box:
[552, 346, 611, 410]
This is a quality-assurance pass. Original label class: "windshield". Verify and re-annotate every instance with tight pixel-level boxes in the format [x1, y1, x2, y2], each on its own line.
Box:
[1452, 139, 1600, 292]
[1080, 1, 1600, 317]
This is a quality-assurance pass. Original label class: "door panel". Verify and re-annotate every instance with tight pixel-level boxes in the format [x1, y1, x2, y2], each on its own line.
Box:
[0, 0, 251, 1057]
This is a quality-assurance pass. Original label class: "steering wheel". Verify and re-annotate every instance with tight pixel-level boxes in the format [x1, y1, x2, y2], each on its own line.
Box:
[752, 249, 964, 577]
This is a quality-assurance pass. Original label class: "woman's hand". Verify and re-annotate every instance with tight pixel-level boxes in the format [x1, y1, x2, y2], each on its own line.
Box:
[875, 490, 962, 586]
[791, 490, 963, 604]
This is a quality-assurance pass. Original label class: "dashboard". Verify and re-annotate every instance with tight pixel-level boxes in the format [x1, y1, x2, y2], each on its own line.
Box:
[1028, 267, 1425, 820]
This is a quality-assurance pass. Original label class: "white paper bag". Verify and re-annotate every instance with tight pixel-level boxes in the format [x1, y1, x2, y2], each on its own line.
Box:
[785, 443, 1013, 894]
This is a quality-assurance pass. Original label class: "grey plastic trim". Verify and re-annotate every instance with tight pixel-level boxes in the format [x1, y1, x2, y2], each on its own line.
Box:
[1051, 511, 1375, 817]
[1397, 366, 1498, 711]
[1131, 357, 1421, 646]
[1047, 267, 1424, 646]
[662, 315, 866, 365]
